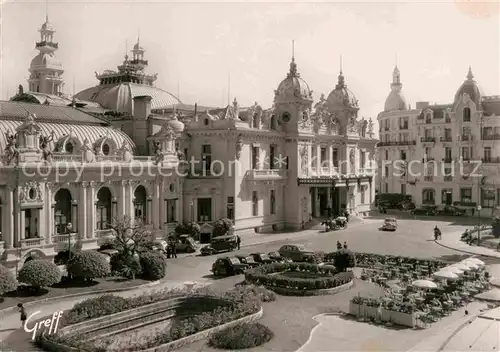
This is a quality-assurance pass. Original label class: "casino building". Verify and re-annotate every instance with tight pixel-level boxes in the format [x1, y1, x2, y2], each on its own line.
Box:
[0, 16, 377, 272]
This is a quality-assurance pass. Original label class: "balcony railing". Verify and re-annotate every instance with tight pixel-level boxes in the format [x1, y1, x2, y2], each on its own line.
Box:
[482, 134, 500, 141]
[188, 167, 223, 178]
[20, 237, 44, 247]
[421, 137, 436, 143]
[461, 135, 473, 141]
[399, 125, 409, 130]
[481, 157, 500, 164]
[53, 233, 78, 250]
[440, 136, 453, 142]
[7, 153, 158, 164]
[377, 140, 416, 147]
[424, 175, 433, 182]
[35, 41, 58, 49]
[246, 169, 287, 180]
[444, 176, 453, 182]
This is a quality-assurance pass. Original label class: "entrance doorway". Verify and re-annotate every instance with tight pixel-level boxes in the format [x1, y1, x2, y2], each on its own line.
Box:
[318, 188, 328, 217]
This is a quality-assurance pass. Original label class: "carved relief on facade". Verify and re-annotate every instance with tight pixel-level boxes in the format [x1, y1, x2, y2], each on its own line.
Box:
[299, 145, 309, 176]
[349, 149, 355, 173]
[19, 181, 43, 203]
[235, 134, 243, 160]
[347, 113, 358, 134]
[326, 114, 340, 135]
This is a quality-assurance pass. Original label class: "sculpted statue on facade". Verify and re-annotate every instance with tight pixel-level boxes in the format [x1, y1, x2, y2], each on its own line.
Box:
[367, 118, 374, 138]
[81, 138, 95, 163]
[359, 118, 368, 137]
[39, 131, 55, 161]
[327, 114, 340, 135]
[4, 130, 19, 164]
[153, 141, 164, 165]
[349, 149, 355, 173]
[299, 145, 309, 175]
[235, 135, 243, 160]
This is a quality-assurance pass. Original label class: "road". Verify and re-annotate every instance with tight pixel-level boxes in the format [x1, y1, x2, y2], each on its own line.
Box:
[165, 217, 473, 283]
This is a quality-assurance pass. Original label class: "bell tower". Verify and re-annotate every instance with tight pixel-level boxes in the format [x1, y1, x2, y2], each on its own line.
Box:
[28, 15, 64, 95]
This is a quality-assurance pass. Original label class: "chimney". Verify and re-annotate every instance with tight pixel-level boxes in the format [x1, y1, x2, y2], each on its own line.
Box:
[133, 95, 152, 120]
[415, 101, 429, 109]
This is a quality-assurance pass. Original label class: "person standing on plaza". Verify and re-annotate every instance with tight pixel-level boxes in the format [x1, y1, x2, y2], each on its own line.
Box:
[236, 235, 241, 250]
[171, 243, 177, 258]
[343, 241, 348, 249]
[337, 240, 342, 250]
[18, 303, 27, 328]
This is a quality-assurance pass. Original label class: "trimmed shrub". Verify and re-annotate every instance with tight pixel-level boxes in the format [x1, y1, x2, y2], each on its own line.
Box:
[54, 250, 77, 265]
[492, 217, 500, 238]
[209, 322, 274, 349]
[230, 284, 276, 302]
[64, 294, 129, 325]
[67, 251, 111, 280]
[333, 249, 356, 271]
[309, 251, 326, 264]
[213, 218, 233, 237]
[139, 251, 166, 280]
[18, 260, 61, 289]
[0, 265, 17, 295]
[110, 252, 142, 279]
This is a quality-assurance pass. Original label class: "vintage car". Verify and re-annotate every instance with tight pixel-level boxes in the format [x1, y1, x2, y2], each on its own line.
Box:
[200, 235, 238, 256]
[436, 205, 466, 216]
[211, 257, 248, 276]
[250, 252, 274, 264]
[411, 206, 438, 216]
[381, 218, 398, 231]
[167, 235, 197, 253]
[278, 244, 315, 262]
[236, 255, 259, 268]
[267, 251, 290, 263]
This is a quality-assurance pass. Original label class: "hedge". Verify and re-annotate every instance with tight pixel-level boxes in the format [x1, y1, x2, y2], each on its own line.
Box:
[18, 260, 61, 289]
[209, 322, 274, 349]
[493, 217, 500, 238]
[244, 262, 353, 291]
[0, 265, 17, 295]
[139, 251, 167, 280]
[67, 251, 111, 280]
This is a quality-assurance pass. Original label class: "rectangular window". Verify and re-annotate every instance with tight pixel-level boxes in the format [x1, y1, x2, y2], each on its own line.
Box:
[484, 147, 492, 162]
[462, 147, 470, 160]
[360, 186, 365, 204]
[384, 183, 388, 193]
[444, 128, 452, 140]
[270, 190, 276, 215]
[400, 150, 406, 160]
[320, 147, 327, 164]
[462, 126, 471, 139]
[252, 191, 258, 216]
[385, 166, 389, 177]
[359, 151, 366, 168]
[460, 188, 472, 203]
[481, 188, 495, 208]
[166, 199, 177, 223]
[184, 148, 189, 161]
[332, 149, 338, 167]
[483, 127, 493, 139]
[197, 198, 212, 222]
[385, 150, 389, 160]
[251, 146, 259, 169]
[401, 183, 406, 195]
[444, 147, 452, 161]
[441, 189, 453, 205]
[444, 168, 452, 181]
[269, 145, 276, 169]
[425, 147, 432, 159]
[201, 144, 212, 172]
[226, 196, 234, 220]
[424, 129, 431, 138]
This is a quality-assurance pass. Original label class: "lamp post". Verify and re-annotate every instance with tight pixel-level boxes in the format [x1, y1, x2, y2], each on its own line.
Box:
[66, 222, 73, 261]
[190, 201, 194, 223]
[477, 176, 486, 245]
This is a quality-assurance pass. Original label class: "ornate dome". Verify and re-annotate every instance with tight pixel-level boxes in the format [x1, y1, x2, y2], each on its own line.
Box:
[75, 82, 181, 115]
[454, 67, 483, 105]
[326, 72, 358, 109]
[274, 58, 313, 103]
[30, 53, 62, 69]
[167, 114, 185, 133]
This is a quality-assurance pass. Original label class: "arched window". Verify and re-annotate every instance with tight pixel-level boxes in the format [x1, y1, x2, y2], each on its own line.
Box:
[463, 107, 471, 122]
[252, 113, 259, 128]
[96, 187, 112, 230]
[54, 189, 72, 234]
[270, 115, 277, 130]
[133, 186, 147, 223]
[102, 143, 110, 155]
[422, 189, 435, 205]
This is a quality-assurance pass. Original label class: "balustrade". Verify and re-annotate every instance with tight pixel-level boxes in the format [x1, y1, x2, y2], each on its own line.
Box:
[246, 169, 287, 180]
[20, 237, 44, 248]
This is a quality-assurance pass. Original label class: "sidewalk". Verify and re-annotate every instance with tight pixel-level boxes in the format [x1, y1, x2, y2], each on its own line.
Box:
[436, 230, 500, 259]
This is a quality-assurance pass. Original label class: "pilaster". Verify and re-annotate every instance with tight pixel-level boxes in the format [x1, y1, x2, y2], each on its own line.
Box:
[88, 182, 97, 238]
[4, 186, 15, 248]
[79, 182, 88, 239]
[71, 200, 78, 233]
[118, 180, 127, 220]
[159, 180, 165, 228]
[147, 194, 152, 225]
[152, 180, 160, 228]
[45, 183, 55, 244]
[128, 181, 135, 226]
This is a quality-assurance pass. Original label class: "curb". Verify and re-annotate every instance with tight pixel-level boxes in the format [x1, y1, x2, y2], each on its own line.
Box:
[0, 279, 160, 316]
[434, 239, 500, 259]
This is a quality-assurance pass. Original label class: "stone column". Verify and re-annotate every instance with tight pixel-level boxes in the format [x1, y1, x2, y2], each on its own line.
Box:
[5, 187, 14, 248]
[328, 145, 334, 173]
[20, 210, 26, 240]
[177, 180, 183, 224]
[79, 183, 88, 239]
[147, 196, 152, 225]
[88, 182, 97, 238]
[159, 180, 165, 229]
[128, 181, 135, 226]
[111, 197, 118, 222]
[152, 181, 160, 228]
[118, 181, 127, 222]
[45, 183, 53, 244]
[71, 200, 78, 232]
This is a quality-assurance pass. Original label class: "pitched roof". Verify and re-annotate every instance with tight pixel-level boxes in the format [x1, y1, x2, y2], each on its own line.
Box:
[0, 100, 108, 125]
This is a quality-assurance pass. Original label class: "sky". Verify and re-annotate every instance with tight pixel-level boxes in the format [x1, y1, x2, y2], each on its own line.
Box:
[1, 0, 499, 120]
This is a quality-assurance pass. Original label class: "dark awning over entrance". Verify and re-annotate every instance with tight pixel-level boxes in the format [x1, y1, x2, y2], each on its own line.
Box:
[297, 176, 372, 186]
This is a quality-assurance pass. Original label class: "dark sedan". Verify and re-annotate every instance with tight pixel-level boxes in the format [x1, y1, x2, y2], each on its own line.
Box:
[211, 257, 248, 276]
[236, 255, 259, 268]
[250, 252, 274, 264]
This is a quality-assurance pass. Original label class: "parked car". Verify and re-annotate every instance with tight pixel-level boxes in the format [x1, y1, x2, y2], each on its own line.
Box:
[411, 206, 438, 216]
[381, 218, 397, 231]
[267, 251, 290, 263]
[211, 257, 248, 276]
[167, 235, 197, 253]
[278, 244, 315, 262]
[236, 255, 259, 268]
[436, 205, 465, 216]
[250, 252, 274, 264]
[200, 234, 238, 256]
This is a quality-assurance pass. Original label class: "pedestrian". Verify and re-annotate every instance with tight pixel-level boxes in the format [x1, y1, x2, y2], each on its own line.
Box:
[166, 244, 171, 259]
[171, 243, 177, 258]
[345, 210, 350, 222]
[343, 241, 348, 249]
[336, 240, 342, 250]
[18, 303, 27, 328]
[236, 235, 241, 250]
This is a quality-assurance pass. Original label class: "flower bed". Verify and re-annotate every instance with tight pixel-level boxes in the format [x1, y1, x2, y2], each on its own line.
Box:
[353, 253, 447, 270]
[37, 285, 269, 352]
[244, 262, 353, 296]
[208, 322, 274, 350]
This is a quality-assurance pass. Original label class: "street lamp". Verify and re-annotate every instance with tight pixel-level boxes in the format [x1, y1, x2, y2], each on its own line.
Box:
[66, 222, 73, 261]
[477, 206, 481, 245]
[190, 201, 194, 223]
[477, 176, 486, 245]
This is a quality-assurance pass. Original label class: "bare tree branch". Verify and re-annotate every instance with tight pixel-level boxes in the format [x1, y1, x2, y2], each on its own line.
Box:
[107, 216, 153, 256]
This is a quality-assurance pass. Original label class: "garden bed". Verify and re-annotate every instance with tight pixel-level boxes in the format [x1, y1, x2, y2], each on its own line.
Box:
[0, 277, 152, 310]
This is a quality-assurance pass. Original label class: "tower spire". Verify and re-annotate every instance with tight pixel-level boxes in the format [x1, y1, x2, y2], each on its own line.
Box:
[467, 65, 474, 80]
[288, 40, 297, 76]
[45, 0, 49, 22]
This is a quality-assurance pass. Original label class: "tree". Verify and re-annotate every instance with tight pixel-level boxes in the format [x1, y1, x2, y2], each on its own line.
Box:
[67, 251, 111, 281]
[18, 260, 61, 290]
[213, 218, 233, 238]
[140, 251, 167, 280]
[108, 216, 153, 258]
[0, 265, 17, 295]
[333, 249, 357, 272]
[175, 222, 201, 239]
